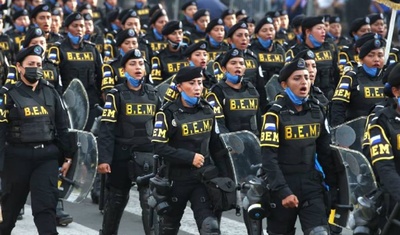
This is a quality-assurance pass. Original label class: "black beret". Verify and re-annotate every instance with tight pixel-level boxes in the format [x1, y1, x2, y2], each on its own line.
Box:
[16, 45, 44, 63]
[175, 66, 203, 84]
[52, 8, 62, 16]
[221, 9, 235, 20]
[184, 40, 208, 56]
[205, 18, 224, 33]
[323, 15, 330, 23]
[77, 3, 92, 12]
[265, 11, 280, 19]
[293, 49, 315, 61]
[302, 16, 325, 30]
[355, 32, 378, 48]
[279, 58, 307, 82]
[22, 27, 44, 48]
[83, 13, 92, 21]
[349, 17, 370, 37]
[386, 62, 400, 97]
[13, 9, 29, 21]
[149, 9, 167, 25]
[240, 16, 255, 25]
[30, 4, 51, 19]
[161, 20, 182, 35]
[121, 48, 143, 66]
[254, 17, 273, 34]
[107, 9, 119, 22]
[149, 4, 163, 18]
[235, 9, 246, 17]
[226, 21, 247, 38]
[329, 15, 341, 24]
[115, 28, 137, 47]
[359, 38, 385, 59]
[220, 48, 244, 67]
[193, 9, 209, 21]
[64, 12, 83, 27]
[279, 10, 288, 16]
[291, 14, 305, 28]
[181, 1, 197, 11]
[368, 13, 385, 24]
[120, 9, 138, 25]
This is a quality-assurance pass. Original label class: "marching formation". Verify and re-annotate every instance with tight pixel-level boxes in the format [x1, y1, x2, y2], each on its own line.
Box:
[0, 0, 400, 235]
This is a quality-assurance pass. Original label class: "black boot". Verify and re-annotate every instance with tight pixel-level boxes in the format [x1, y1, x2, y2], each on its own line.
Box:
[242, 208, 263, 235]
[56, 199, 73, 226]
[139, 186, 155, 235]
[101, 187, 129, 235]
[91, 174, 102, 204]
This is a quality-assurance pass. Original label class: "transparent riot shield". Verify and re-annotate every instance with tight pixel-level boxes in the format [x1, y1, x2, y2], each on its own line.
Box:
[62, 78, 90, 130]
[58, 130, 98, 203]
[264, 74, 283, 102]
[329, 145, 378, 230]
[331, 117, 367, 152]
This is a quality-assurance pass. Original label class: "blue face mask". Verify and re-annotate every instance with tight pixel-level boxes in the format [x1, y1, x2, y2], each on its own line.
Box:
[285, 87, 308, 105]
[136, 2, 144, 9]
[12, 5, 23, 11]
[231, 44, 236, 49]
[362, 64, 378, 77]
[185, 15, 194, 24]
[68, 32, 81, 45]
[189, 61, 195, 67]
[296, 34, 304, 43]
[125, 72, 142, 87]
[354, 35, 359, 41]
[14, 24, 25, 33]
[225, 72, 241, 84]
[119, 48, 126, 57]
[327, 32, 337, 40]
[168, 39, 183, 50]
[181, 91, 199, 106]
[309, 34, 322, 48]
[104, 1, 114, 10]
[111, 23, 120, 31]
[153, 28, 163, 41]
[195, 24, 205, 33]
[83, 34, 90, 40]
[258, 37, 272, 49]
[64, 5, 72, 14]
[209, 36, 220, 47]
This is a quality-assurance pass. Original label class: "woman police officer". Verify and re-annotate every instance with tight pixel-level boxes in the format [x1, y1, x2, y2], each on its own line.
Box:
[0, 45, 72, 235]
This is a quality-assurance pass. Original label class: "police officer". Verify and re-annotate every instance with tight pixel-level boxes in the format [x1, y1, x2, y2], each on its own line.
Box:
[327, 16, 351, 51]
[0, 12, 15, 64]
[6, 9, 30, 54]
[150, 20, 189, 86]
[260, 58, 336, 235]
[367, 63, 400, 235]
[204, 18, 229, 62]
[188, 9, 210, 44]
[286, 14, 305, 49]
[83, 13, 105, 58]
[48, 12, 103, 131]
[152, 66, 221, 235]
[132, 0, 152, 30]
[286, 16, 340, 100]
[97, 48, 160, 235]
[331, 37, 386, 126]
[0, 45, 72, 235]
[180, 1, 197, 32]
[220, 9, 236, 32]
[143, 9, 169, 54]
[249, 17, 285, 84]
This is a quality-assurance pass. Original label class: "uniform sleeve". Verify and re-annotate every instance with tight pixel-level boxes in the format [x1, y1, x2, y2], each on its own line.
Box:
[94, 48, 104, 92]
[0, 92, 9, 171]
[52, 88, 73, 158]
[315, 117, 336, 187]
[97, 91, 118, 164]
[330, 73, 353, 126]
[260, 111, 293, 199]
[162, 75, 179, 103]
[152, 110, 195, 166]
[4, 65, 18, 85]
[101, 63, 116, 92]
[150, 55, 163, 84]
[255, 68, 268, 113]
[206, 89, 229, 134]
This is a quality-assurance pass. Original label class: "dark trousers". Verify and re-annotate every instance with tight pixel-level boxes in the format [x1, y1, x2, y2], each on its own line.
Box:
[266, 171, 328, 234]
[0, 144, 60, 235]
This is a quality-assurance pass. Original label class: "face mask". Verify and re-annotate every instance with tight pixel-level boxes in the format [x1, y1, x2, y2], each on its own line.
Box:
[285, 87, 307, 105]
[309, 34, 322, 47]
[125, 72, 142, 87]
[195, 24, 205, 33]
[136, 2, 144, 8]
[111, 23, 120, 31]
[225, 72, 242, 84]
[64, 5, 72, 14]
[354, 35, 359, 41]
[258, 37, 272, 48]
[68, 32, 81, 45]
[168, 39, 183, 50]
[119, 48, 126, 57]
[296, 34, 304, 43]
[13, 5, 23, 11]
[104, 1, 113, 10]
[83, 34, 90, 40]
[185, 15, 194, 24]
[327, 32, 337, 40]
[209, 36, 220, 47]
[14, 24, 25, 33]
[362, 64, 378, 77]
[189, 61, 195, 67]
[23, 67, 43, 83]
[153, 28, 163, 41]
[181, 90, 199, 106]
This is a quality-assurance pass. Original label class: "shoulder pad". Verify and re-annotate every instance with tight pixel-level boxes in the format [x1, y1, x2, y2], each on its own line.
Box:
[344, 70, 357, 77]
[54, 41, 62, 46]
[159, 100, 176, 111]
[267, 98, 285, 113]
[107, 58, 118, 64]
[245, 49, 256, 57]
[341, 45, 349, 50]
[313, 86, 323, 94]
[184, 30, 191, 35]
[391, 47, 399, 52]
[0, 82, 14, 94]
[40, 79, 55, 89]
[199, 98, 213, 109]
[109, 87, 119, 94]
[83, 40, 96, 46]
[144, 83, 156, 92]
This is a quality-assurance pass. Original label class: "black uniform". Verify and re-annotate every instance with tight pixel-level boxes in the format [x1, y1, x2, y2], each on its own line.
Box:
[0, 33, 16, 64]
[205, 37, 229, 62]
[0, 79, 71, 235]
[133, 4, 151, 30]
[143, 28, 168, 55]
[152, 97, 221, 234]
[260, 95, 335, 235]
[330, 68, 385, 126]
[5, 27, 26, 54]
[98, 82, 160, 235]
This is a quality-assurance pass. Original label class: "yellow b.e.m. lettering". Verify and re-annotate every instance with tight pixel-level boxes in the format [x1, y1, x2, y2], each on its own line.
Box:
[24, 106, 48, 116]
[371, 143, 390, 156]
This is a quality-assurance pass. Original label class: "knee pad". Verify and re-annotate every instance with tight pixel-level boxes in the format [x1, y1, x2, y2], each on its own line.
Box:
[200, 216, 220, 235]
[304, 225, 329, 235]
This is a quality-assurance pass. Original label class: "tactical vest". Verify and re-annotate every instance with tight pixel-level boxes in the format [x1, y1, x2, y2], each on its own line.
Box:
[42, 59, 59, 83]
[217, 80, 259, 135]
[312, 42, 335, 92]
[250, 41, 285, 83]
[110, 58, 125, 84]
[270, 98, 324, 174]
[167, 100, 214, 159]
[114, 83, 157, 145]
[6, 84, 55, 143]
[347, 70, 385, 120]
[243, 51, 260, 85]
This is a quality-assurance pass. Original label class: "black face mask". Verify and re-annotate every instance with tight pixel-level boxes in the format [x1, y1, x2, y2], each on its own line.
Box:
[23, 67, 44, 83]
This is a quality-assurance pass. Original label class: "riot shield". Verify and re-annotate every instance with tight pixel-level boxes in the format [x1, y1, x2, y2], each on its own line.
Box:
[58, 130, 98, 203]
[329, 145, 377, 230]
[62, 78, 90, 130]
[264, 74, 283, 102]
[331, 117, 367, 152]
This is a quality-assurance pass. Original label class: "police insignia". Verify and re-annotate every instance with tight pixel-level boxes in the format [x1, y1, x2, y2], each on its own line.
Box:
[200, 43, 206, 49]
[35, 28, 42, 36]
[130, 10, 137, 17]
[134, 49, 142, 57]
[365, 17, 370, 24]
[128, 29, 135, 37]
[232, 49, 239, 56]
[76, 14, 82, 20]
[34, 46, 43, 55]
[266, 17, 273, 24]
[297, 58, 305, 68]
[179, 21, 183, 28]
[172, 119, 177, 127]
[374, 39, 381, 48]
[43, 5, 49, 11]
[217, 19, 223, 24]
[307, 50, 315, 58]
[240, 22, 246, 28]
